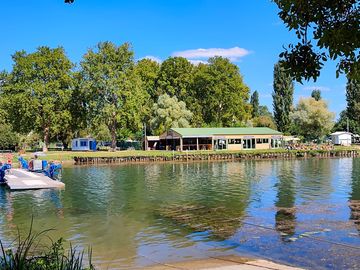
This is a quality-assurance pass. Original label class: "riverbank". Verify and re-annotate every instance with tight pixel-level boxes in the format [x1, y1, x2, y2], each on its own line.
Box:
[7, 146, 360, 166]
[73, 147, 360, 165]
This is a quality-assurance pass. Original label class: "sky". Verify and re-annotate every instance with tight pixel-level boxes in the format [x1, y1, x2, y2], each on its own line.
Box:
[0, 0, 347, 118]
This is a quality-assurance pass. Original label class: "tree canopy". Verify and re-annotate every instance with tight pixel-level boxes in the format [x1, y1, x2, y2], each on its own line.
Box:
[80, 42, 148, 149]
[311, 89, 322, 101]
[150, 94, 192, 135]
[290, 97, 335, 140]
[272, 62, 294, 133]
[192, 57, 251, 127]
[275, 0, 359, 81]
[250, 91, 260, 118]
[1, 46, 73, 151]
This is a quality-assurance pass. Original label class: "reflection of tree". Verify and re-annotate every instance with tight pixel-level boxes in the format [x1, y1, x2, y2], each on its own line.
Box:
[349, 158, 360, 232]
[297, 159, 333, 201]
[155, 161, 253, 239]
[274, 161, 296, 239]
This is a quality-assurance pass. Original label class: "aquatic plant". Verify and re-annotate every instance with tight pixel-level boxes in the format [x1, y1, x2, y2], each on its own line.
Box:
[0, 219, 94, 270]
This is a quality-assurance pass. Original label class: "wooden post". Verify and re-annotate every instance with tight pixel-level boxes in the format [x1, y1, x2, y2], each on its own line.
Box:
[196, 137, 199, 151]
[180, 137, 183, 151]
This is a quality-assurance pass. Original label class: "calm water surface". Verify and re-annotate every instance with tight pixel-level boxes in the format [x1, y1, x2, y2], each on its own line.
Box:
[1, 158, 360, 269]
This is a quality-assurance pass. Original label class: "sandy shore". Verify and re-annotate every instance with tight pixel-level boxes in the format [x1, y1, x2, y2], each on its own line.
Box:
[142, 256, 303, 270]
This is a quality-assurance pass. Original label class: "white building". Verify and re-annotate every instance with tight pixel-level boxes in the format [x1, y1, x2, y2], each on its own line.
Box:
[71, 138, 97, 151]
[330, 132, 352, 146]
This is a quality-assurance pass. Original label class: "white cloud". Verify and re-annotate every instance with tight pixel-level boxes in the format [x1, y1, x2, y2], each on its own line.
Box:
[302, 86, 331, 92]
[172, 47, 251, 62]
[189, 59, 207, 66]
[139, 55, 162, 63]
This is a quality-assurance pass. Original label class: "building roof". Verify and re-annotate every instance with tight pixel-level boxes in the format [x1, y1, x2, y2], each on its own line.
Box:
[171, 127, 282, 137]
[330, 131, 352, 136]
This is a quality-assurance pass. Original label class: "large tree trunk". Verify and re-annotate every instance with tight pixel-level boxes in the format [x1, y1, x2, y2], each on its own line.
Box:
[43, 127, 50, 152]
[110, 122, 117, 151]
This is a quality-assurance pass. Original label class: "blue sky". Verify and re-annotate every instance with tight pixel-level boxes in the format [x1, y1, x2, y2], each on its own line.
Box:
[0, 0, 347, 118]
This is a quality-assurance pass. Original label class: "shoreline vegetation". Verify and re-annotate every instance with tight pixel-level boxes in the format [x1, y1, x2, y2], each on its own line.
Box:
[9, 146, 359, 166]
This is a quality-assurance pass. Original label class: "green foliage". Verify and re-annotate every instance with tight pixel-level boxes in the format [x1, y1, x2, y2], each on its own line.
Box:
[192, 57, 251, 127]
[259, 105, 273, 117]
[275, 0, 359, 81]
[150, 94, 192, 135]
[80, 42, 149, 149]
[1, 47, 74, 152]
[18, 132, 41, 150]
[156, 57, 194, 102]
[252, 116, 277, 129]
[0, 122, 19, 150]
[335, 77, 360, 134]
[346, 77, 360, 127]
[311, 89, 321, 101]
[250, 91, 259, 118]
[290, 97, 335, 140]
[272, 62, 294, 133]
[135, 58, 160, 102]
[0, 221, 94, 270]
[135, 59, 160, 135]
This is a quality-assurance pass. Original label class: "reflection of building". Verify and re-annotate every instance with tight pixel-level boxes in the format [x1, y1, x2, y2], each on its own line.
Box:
[146, 127, 283, 151]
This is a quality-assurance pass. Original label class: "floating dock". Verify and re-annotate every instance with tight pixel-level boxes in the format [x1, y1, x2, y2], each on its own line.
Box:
[4, 169, 65, 190]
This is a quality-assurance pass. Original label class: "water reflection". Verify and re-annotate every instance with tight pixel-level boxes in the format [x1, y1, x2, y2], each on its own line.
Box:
[274, 161, 296, 239]
[350, 158, 360, 233]
[0, 159, 359, 269]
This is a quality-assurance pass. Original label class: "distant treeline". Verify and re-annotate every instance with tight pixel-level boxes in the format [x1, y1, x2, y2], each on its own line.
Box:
[0, 42, 276, 151]
[0, 42, 358, 151]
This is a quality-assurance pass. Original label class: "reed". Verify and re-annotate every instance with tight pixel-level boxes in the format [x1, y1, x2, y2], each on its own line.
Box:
[0, 219, 95, 270]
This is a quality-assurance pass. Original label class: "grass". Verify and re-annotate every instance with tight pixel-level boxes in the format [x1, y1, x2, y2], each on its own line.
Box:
[0, 219, 94, 270]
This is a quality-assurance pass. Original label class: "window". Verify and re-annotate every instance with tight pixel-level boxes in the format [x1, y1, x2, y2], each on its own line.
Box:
[229, 139, 241, 144]
[243, 139, 256, 149]
[80, 140, 88, 147]
[257, 138, 269, 144]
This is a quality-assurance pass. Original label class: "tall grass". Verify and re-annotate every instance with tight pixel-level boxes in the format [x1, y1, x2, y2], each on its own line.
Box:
[0, 219, 95, 270]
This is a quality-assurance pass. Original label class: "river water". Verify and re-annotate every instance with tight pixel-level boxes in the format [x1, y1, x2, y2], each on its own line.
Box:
[0, 158, 360, 269]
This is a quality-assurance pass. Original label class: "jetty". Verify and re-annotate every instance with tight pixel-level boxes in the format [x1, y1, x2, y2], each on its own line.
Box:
[4, 169, 65, 190]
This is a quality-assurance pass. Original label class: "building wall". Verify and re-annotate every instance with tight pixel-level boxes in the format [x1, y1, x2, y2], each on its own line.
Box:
[72, 139, 92, 151]
[225, 135, 275, 150]
[332, 134, 352, 146]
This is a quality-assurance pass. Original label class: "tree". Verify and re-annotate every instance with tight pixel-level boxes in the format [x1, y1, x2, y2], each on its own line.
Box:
[346, 77, 360, 126]
[333, 78, 360, 134]
[311, 89, 322, 101]
[259, 105, 273, 118]
[250, 90, 260, 118]
[80, 42, 148, 150]
[192, 57, 251, 127]
[273, 62, 294, 133]
[156, 57, 194, 102]
[135, 58, 160, 102]
[150, 94, 192, 135]
[275, 0, 359, 81]
[290, 98, 335, 140]
[0, 122, 18, 150]
[1, 47, 73, 152]
[252, 116, 277, 129]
